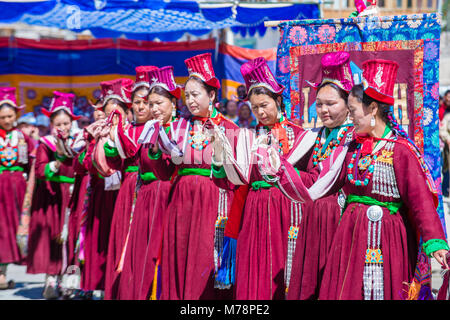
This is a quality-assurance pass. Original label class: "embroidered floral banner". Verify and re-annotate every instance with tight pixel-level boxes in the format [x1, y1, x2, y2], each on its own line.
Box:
[276, 13, 445, 234]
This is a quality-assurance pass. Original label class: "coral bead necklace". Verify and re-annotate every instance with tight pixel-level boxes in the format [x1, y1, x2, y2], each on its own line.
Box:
[312, 126, 349, 167]
[347, 146, 380, 187]
[347, 125, 392, 187]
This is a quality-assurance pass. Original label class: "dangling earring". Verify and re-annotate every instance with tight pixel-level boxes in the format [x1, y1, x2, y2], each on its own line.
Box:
[370, 116, 376, 127]
[276, 107, 282, 121]
[171, 103, 176, 119]
[208, 100, 213, 113]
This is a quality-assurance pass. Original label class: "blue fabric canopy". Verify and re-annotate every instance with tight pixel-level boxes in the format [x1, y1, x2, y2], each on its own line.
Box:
[0, 0, 320, 41]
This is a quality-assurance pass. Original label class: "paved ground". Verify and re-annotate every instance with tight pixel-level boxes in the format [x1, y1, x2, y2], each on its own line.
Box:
[0, 265, 45, 300]
[1, 199, 450, 300]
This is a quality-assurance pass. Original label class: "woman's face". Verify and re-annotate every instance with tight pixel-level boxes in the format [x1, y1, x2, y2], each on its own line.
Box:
[226, 100, 238, 118]
[148, 92, 173, 125]
[104, 99, 127, 119]
[132, 88, 152, 123]
[315, 85, 348, 129]
[93, 109, 106, 122]
[348, 94, 375, 134]
[249, 93, 279, 126]
[239, 104, 251, 120]
[51, 112, 72, 139]
[184, 79, 214, 118]
[0, 106, 17, 131]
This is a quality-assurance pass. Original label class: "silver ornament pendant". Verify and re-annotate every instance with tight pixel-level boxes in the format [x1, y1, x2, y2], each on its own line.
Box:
[366, 205, 383, 222]
[337, 193, 346, 208]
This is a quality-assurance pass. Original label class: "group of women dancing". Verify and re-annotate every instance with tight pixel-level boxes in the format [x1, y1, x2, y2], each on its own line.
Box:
[0, 50, 448, 300]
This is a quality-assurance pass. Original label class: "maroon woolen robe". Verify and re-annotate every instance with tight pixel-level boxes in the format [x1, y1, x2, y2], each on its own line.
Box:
[66, 148, 89, 267]
[116, 144, 171, 300]
[104, 122, 145, 299]
[271, 136, 448, 300]
[27, 141, 74, 275]
[212, 120, 306, 300]
[0, 129, 34, 265]
[287, 126, 354, 300]
[79, 139, 118, 291]
[150, 115, 237, 300]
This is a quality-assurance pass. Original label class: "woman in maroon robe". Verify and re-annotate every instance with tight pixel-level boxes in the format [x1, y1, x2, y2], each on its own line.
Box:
[147, 53, 237, 300]
[102, 67, 154, 300]
[211, 57, 305, 299]
[256, 59, 449, 300]
[26, 91, 80, 299]
[117, 66, 181, 300]
[80, 78, 133, 296]
[67, 103, 104, 269]
[287, 52, 355, 300]
[0, 87, 34, 290]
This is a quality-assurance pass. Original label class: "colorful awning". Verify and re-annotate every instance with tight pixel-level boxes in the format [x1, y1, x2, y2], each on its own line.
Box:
[0, 0, 320, 41]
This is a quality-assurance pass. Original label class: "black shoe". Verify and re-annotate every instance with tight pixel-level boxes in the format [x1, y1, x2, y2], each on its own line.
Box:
[7, 280, 15, 289]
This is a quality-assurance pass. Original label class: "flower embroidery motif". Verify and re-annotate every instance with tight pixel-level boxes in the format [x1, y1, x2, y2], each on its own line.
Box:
[288, 26, 308, 45]
[424, 42, 438, 61]
[278, 56, 290, 74]
[317, 25, 336, 43]
[423, 107, 433, 126]
[430, 83, 439, 100]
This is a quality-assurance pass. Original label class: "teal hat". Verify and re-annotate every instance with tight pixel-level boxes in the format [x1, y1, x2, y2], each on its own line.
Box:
[17, 112, 37, 126]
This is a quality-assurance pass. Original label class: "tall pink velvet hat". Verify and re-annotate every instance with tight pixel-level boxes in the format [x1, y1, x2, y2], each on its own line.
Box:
[306, 51, 354, 93]
[42, 91, 80, 120]
[184, 53, 221, 89]
[100, 78, 134, 108]
[240, 57, 284, 97]
[148, 66, 181, 99]
[362, 59, 399, 105]
[0, 87, 25, 110]
[133, 65, 158, 91]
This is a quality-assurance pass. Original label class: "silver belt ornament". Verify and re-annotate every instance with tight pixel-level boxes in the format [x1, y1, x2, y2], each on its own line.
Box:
[363, 205, 384, 300]
[337, 192, 346, 209]
[366, 205, 383, 222]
